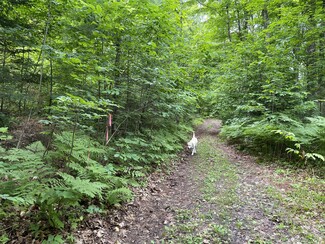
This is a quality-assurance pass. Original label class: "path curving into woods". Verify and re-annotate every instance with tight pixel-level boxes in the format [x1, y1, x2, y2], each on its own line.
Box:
[75, 119, 324, 243]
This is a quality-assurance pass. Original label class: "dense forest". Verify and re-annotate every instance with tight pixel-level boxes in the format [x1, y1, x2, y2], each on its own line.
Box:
[0, 0, 324, 242]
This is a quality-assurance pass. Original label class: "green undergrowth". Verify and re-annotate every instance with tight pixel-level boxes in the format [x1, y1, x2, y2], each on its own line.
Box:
[266, 168, 325, 242]
[0, 121, 191, 242]
[162, 133, 325, 243]
[163, 135, 238, 243]
[0, 132, 132, 243]
[221, 115, 325, 172]
[196, 137, 238, 206]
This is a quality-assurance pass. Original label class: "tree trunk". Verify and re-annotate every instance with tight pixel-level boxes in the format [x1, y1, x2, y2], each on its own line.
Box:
[235, 0, 242, 40]
[124, 50, 131, 132]
[37, 0, 52, 112]
[18, 47, 25, 114]
[111, 36, 122, 135]
[262, 8, 269, 29]
[49, 57, 53, 109]
[1, 39, 6, 112]
[226, 4, 232, 42]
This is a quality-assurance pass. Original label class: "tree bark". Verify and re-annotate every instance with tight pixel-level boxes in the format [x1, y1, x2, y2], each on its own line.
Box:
[235, 0, 242, 40]
[49, 57, 53, 109]
[37, 0, 52, 112]
[1, 39, 6, 112]
[111, 36, 122, 135]
[226, 4, 232, 42]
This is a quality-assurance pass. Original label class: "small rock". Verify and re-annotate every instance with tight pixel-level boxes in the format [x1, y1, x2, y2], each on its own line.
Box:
[97, 230, 104, 238]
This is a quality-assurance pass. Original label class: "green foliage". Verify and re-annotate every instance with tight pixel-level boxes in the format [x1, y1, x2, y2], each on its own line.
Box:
[221, 114, 300, 151]
[0, 113, 10, 127]
[42, 235, 64, 244]
[296, 117, 325, 150]
[57, 172, 108, 199]
[113, 125, 188, 167]
[0, 0, 324, 241]
[0, 127, 12, 140]
[276, 116, 325, 164]
[0, 131, 133, 238]
[0, 142, 52, 206]
[221, 114, 325, 166]
[0, 234, 9, 243]
[49, 94, 115, 133]
[1, 0, 197, 241]
[189, 0, 325, 168]
[106, 187, 133, 205]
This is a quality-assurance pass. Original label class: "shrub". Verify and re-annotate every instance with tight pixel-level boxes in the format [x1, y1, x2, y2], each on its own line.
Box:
[221, 114, 325, 165]
[0, 131, 132, 240]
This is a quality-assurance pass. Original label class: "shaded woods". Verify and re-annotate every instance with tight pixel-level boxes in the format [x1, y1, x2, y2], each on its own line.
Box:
[0, 0, 324, 242]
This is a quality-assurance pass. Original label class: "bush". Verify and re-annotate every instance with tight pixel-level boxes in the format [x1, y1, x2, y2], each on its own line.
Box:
[0, 132, 132, 240]
[221, 114, 325, 165]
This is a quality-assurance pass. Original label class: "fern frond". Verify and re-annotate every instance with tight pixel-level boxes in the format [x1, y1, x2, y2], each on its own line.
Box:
[0, 146, 54, 205]
[58, 172, 108, 198]
[106, 187, 133, 205]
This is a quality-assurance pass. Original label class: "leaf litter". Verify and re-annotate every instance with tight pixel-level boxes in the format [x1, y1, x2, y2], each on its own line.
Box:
[75, 119, 324, 243]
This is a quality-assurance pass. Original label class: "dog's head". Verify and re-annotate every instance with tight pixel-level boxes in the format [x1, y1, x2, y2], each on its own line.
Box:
[187, 141, 193, 149]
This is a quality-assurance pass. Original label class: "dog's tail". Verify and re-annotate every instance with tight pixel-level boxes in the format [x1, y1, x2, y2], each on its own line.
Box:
[192, 131, 196, 138]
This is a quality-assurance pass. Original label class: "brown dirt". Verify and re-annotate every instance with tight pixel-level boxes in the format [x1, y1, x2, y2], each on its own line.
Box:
[1, 117, 49, 149]
[75, 151, 197, 243]
[75, 119, 324, 244]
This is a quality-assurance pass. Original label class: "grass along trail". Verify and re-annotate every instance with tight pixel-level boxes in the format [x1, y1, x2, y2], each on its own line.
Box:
[76, 119, 324, 243]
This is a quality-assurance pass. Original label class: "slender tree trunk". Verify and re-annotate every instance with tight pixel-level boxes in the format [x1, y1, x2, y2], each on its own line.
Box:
[16, 110, 32, 149]
[1, 39, 6, 112]
[318, 0, 325, 95]
[37, 0, 52, 111]
[242, 9, 249, 32]
[226, 4, 232, 42]
[103, 40, 108, 92]
[23, 51, 31, 111]
[0, 98, 3, 112]
[69, 108, 79, 157]
[305, 0, 318, 96]
[114, 37, 122, 83]
[124, 50, 131, 132]
[98, 38, 105, 99]
[111, 36, 122, 135]
[262, 8, 269, 29]
[18, 47, 25, 114]
[49, 57, 53, 109]
[235, 0, 242, 40]
[98, 80, 101, 99]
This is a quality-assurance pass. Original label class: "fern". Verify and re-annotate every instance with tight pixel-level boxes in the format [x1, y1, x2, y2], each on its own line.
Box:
[0, 194, 25, 204]
[58, 172, 108, 199]
[106, 188, 133, 205]
[47, 131, 133, 208]
[0, 131, 134, 235]
[222, 114, 325, 164]
[51, 132, 130, 188]
[113, 127, 186, 168]
[296, 117, 325, 146]
[0, 144, 54, 205]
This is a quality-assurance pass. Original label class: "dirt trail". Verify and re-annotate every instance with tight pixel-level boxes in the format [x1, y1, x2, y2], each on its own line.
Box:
[76, 119, 324, 243]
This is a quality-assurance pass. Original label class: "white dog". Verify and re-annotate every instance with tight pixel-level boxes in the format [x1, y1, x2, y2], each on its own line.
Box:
[187, 131, 198, 155]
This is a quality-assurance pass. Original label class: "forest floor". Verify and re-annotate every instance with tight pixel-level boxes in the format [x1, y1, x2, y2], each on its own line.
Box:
[75, 119, 324, 244]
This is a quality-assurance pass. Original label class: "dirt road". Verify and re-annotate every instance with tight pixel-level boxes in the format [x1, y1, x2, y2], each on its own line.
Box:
[76, 119, 324, 243]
